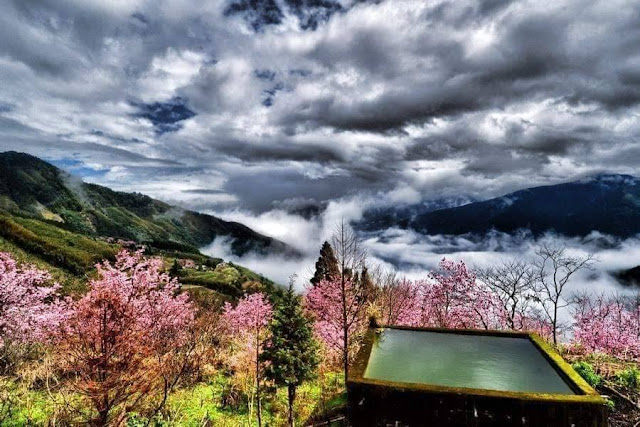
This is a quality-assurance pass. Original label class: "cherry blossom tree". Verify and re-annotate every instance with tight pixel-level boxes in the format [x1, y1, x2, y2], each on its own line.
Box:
[572, 292, 640, 358]
[53, 250, 195, 426]
[306, 257, 507, 373]
[0, 252, 67, 343]
[305, 275, 368, 379]
[372, 260, 553, 338]
[0, 252, 68, 372]
[223, 292, 273, 427]
[309, 221, 370, 381]
[374, 277, 422, 327]
[422, 259, 504, 330]
[517, 314, 555, 341]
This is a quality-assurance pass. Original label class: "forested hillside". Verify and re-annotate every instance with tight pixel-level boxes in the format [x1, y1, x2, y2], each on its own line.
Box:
[0, 151, 283, 297]
[0, 151, 297, 257]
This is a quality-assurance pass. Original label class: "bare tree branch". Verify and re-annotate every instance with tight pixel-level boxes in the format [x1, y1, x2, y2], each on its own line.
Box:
[532, 243, 595, 344]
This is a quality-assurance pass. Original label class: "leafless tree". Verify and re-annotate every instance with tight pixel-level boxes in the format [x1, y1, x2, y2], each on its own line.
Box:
[476, 259, 536, 330]
[331, 220, 368, 283]
[330, 220, 369, 380]
[532, 243, 595, 344]
[364, 264, 395, 304]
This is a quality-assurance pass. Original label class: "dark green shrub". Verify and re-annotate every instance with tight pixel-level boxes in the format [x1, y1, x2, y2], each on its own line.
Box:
[220, 381, 243, 410]
[605, 399, 615, 410]
[572, 361, 602, 387]
[615, 367, 640, 389]
[179, 276, 242, 297]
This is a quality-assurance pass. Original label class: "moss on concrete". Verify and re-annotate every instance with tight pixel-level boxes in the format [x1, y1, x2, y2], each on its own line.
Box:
[347, 326, 608, 426]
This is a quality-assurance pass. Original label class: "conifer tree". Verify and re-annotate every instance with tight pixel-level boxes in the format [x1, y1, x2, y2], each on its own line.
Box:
[360, 266, 376, 302]
[262, 278, 319, 427]
[310, 241, 340, 285]
[169, 258, 182, 277]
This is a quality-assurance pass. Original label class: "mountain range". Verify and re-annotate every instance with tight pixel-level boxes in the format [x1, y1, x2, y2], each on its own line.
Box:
[4, 151, 640, 289]
[358, 174, 640, 238]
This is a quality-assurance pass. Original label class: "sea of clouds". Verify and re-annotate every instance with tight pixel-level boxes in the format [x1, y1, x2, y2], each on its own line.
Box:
[201, 195, 640, 298]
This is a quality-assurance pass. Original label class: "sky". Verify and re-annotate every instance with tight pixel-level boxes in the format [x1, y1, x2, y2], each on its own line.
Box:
[1, 0, 640, 284]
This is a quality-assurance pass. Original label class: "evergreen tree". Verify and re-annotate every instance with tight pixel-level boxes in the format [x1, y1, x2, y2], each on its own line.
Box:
[262, 279, 320, 427]
[168, 258, 182, 277]
[310, 241, 340, 286]
[360, 266, 376, 302]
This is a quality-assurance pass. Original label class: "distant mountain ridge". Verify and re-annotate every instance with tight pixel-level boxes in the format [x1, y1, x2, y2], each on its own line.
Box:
[357, 174, 640, 238]
[357, 196, 476, 232]
[0, 151, 297, 257]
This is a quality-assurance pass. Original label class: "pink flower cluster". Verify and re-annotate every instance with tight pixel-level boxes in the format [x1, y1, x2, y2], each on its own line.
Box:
[223, 292, 273, 354]
[304, 259, 557, 364]
[62, 250, 195, 348]
[0, 252, 68, 345]
[305, 276, 367, 364]
[572, 294, 640, 358]
[423, 259, 504, 329]
[375, 259, 510, 331]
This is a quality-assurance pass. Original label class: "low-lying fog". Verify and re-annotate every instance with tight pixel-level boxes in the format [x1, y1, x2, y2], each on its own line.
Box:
[201, 198, 640, 298]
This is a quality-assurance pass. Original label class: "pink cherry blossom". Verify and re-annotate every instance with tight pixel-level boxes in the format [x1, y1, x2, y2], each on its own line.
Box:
[53, 250, 195, 425]
[0, 252, 68, 346]
[572, 293, 640, 358]
[305, 275, 368, 367]
[223, 292, 273, 427]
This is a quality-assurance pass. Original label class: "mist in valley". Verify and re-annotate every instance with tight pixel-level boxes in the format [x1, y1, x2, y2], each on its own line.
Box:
[204, 195, 640, 298]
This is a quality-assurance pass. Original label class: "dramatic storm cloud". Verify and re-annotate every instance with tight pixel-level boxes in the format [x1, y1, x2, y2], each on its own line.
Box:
[1, 0, 639, 280]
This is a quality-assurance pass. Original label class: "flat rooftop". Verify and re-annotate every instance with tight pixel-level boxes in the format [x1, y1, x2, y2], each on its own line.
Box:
[363, 328, 574, 394]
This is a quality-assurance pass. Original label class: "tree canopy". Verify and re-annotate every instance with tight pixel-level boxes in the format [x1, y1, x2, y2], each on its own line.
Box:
[310, 241, 339, 286]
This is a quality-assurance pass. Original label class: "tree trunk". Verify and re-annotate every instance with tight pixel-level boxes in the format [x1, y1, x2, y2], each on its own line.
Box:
[94, 391, 110, 427]
[288, 384, 296, 427]
[256, 330, 262, 427]
[96, 408, 109, 427]
[342, 274, 349, 383]
[256, 388, 262, 427]
[552, 304, 558, 345]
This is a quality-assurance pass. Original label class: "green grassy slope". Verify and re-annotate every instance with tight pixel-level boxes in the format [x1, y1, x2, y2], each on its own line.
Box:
[0, 213, 119, 276]
[0, 151, 297, 257]
[0, 234, 86, 293]
[0, 151, 285, 298]
[0, 210, 279, 298]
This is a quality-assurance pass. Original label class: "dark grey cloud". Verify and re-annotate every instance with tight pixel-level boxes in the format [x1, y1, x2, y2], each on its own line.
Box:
[281, 13, 573, 132]
[225, 0, 375, 31]
[223, 167, 382, 211]
[284, 0, 343, 31]
[223, 140, 341, 162]
[182, 188, 227, 195]
[0, 0, 638, 224]
[271, 197, 328, 219]
[225, 0, 284, 31]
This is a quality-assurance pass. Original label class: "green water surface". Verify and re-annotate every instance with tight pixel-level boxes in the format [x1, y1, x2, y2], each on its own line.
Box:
[363, 329, 575, 395]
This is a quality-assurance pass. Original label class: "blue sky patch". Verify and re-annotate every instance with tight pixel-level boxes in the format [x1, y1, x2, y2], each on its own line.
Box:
[48, 158, 109, 178]
[131, 97, 196, 135]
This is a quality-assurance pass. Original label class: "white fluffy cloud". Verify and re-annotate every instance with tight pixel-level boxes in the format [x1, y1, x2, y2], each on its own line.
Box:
[2, 0, 639, 212]
[1, 0, 640, 284]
